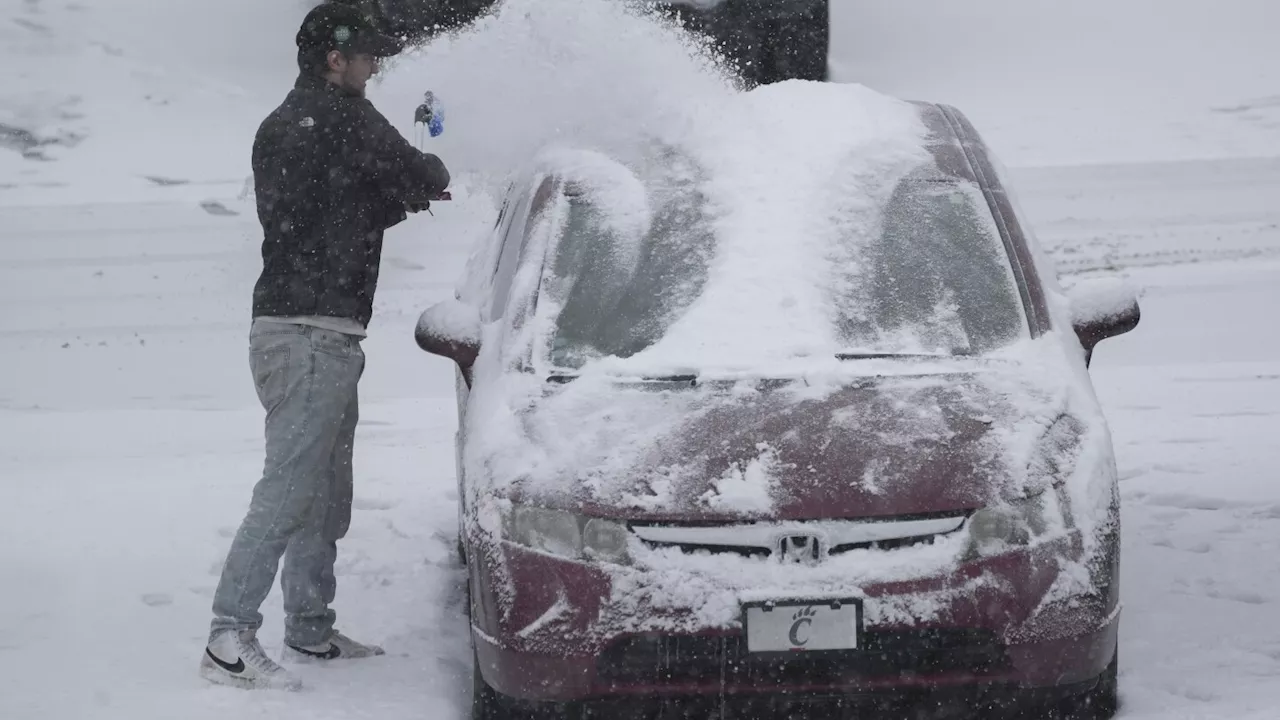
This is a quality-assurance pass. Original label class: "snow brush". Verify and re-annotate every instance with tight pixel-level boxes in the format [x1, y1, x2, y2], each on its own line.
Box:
[412, 91, 451, 208]
[413, 91, 445, 148]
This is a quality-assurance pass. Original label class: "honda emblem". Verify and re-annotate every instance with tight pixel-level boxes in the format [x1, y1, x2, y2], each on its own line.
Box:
[778, 534, 821, 565]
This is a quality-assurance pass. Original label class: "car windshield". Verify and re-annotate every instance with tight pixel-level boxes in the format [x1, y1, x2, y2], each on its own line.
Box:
[538, 158, 1028, 372]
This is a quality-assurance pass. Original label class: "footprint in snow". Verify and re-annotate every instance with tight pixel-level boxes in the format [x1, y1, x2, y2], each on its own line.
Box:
[12, 18, 51, 34]
[1118, 466, 1148, 482]
[141, 593, 173, 607]
[1144, 493, 1231, 511]
[1252, 505, 1280, 520]
[1194, 576, 1269, 605]
[386, 256, 426, 271]
[200, 201, 239, 217]
[1205, 588, 1269, 605]
[1153, 537, 1214, 554]
[1151, 464, 1204, 476]
[1171, 684, 1220, 702]
[382, 518, 410, 540]
[1150, 509, 1190, 522]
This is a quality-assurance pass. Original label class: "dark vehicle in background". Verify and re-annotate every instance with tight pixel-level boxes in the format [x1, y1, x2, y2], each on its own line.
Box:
[653, 0, 829, 85]
[338, 0, 831, 86]
[417, 87, 1140, 720]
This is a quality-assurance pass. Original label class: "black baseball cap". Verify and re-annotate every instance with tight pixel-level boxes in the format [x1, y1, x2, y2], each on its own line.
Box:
[296, 3, 404, 58]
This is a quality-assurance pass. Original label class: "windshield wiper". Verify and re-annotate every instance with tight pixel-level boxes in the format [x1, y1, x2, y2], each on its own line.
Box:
[835, 351, 972, 360]
[546, 373, 699, 385]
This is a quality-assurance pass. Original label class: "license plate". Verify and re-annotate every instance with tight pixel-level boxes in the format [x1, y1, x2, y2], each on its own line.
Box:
[744, 599, 863, 653]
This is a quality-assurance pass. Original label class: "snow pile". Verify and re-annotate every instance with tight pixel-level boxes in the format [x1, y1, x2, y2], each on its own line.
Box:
[622, 81, 930, 371]
[547, 148, 653, 241]
[416, 298, 481, 345]
[1065, 275, 1141, 328]
[700, 442, 781, 513]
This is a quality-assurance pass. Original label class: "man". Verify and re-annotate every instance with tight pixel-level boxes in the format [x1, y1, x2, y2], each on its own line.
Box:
[199, 2, 450, 691]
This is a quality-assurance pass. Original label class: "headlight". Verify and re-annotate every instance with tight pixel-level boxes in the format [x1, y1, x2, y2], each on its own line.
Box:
[507, 505, 632, 565]
[965, 486, 1069, 559]
[964, 413, 1084, 560]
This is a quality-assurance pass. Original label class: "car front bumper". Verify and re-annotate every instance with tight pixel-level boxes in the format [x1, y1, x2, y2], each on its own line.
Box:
[469, 530, 1118, 703]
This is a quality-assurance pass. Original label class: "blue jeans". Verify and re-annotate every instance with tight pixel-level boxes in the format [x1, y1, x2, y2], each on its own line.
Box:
[210, 320, 364, 647]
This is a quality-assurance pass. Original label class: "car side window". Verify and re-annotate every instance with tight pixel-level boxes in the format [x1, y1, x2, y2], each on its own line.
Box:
[489, 176, 558, 319]
[456, 183, 519, 306]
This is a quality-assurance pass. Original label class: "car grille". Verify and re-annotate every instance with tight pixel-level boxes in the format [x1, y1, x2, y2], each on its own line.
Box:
[597, 629, 1010, 686]
[630, 513, 970, 561]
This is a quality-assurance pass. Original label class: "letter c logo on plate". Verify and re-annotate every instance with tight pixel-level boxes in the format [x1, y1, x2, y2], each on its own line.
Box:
[788, 606, 818, 647]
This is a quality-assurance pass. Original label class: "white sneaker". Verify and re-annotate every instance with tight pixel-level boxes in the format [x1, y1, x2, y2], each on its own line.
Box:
[283, 630, 385, 662]
[200, 629, 302, 691]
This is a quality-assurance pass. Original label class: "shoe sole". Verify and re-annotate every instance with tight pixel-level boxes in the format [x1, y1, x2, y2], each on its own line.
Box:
[199, 656, 302, 691]
[281, 647, 385, 664]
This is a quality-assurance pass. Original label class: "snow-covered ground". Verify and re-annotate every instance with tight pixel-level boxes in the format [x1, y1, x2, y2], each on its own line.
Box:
[2, 0, 1279, 718]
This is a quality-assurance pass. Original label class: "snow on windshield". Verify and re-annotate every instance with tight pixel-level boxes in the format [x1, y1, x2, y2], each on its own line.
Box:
[643, 82, 931, 371]
[537, 143, 717, 371]
[526, 82, 1028, 375]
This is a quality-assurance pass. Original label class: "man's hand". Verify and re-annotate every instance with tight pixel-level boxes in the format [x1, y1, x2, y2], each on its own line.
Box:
[405, 191, 451, 215]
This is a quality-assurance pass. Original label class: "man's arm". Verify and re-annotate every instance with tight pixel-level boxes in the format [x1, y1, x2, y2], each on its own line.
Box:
[351, 100, 451, 202]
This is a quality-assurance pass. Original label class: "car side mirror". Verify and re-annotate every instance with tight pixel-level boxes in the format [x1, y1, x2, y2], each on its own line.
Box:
[415, 300, 482, 381]
[1065, 277, 1141, 366]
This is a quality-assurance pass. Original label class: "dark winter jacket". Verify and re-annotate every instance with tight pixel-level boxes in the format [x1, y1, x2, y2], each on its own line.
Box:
[250, 73, 450, 327]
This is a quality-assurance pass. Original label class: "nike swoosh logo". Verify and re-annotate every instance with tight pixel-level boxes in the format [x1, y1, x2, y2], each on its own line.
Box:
[288, 643, 341, 660]
[206, 648, 246, 674]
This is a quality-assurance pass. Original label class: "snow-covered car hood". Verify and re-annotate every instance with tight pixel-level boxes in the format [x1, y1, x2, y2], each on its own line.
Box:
[468, 354, 1096, 524]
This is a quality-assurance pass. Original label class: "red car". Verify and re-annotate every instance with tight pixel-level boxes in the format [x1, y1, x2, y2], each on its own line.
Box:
[417, 87, 1139, 719]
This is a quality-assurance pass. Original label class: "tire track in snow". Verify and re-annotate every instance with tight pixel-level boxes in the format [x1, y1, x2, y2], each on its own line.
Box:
[1010, 156, 1280, 275]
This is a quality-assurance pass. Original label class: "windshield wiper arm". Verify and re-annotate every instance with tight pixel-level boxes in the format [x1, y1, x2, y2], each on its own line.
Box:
[642, 374, 699, 383]
[835, 351, 972, 360]
[546, 373, 699, 385]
